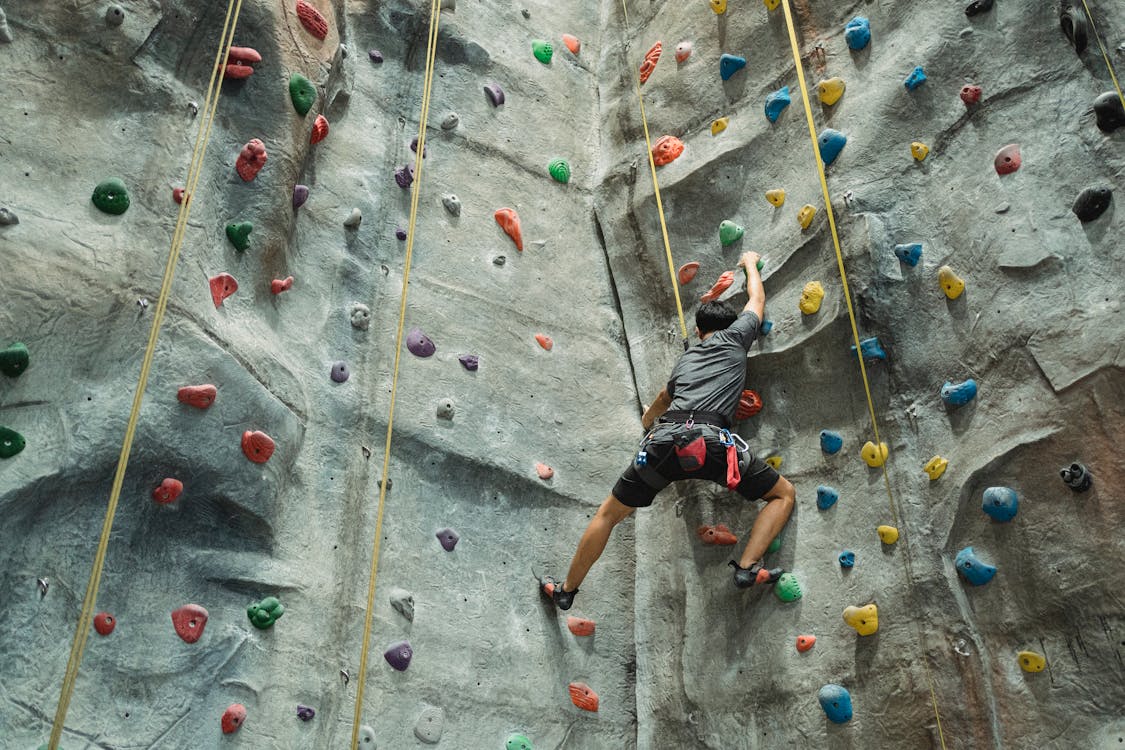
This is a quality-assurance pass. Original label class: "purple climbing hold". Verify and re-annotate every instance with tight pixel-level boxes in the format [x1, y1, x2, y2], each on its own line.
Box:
[436, 527, 459, 551]
[297, 705, 316, 721]
[395, 164, 415, 189]
[368, 49, 384, 63]
[383, 640, 413, 671]
[410, 137, 427, 158]
[484, 82, 506, 106]
[458, 354, 479, 371]
[293, 184, 309, 208]
[396, 227, 408, 240]
[406, 328, 435, 357]
[330, 361, 350, 383]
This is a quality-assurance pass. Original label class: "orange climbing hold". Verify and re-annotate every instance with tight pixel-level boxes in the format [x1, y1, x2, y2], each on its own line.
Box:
[639, 41, 662, 84]
[236, 138, 267, 182]
[535, 333, 553, 351]
[568, 682, 599, 712]
[296, 0, 328, 40]
[677, 262, 700, 285]
[209, 273, 238, 307]
[651, 135, 684, 166]
[177, 384, 217, 409]
[536, 462, 554, 480]
[796, 635, 816, 652]
[310, 114, 329, 144]
[494, 208, 524, 251]
[271, 276, 294, 294]
[562, 34, 581, 55]
[567, 617, 596, 636]
[224, 46, 261, 79]
[697, 524, 738, 545]
[241, 430, 276, 464]
[700, 270, 734, 303]
[736, 389, 763, 419]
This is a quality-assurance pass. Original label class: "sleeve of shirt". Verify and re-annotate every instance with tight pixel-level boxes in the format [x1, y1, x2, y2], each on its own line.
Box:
[723, 311, 761, 349]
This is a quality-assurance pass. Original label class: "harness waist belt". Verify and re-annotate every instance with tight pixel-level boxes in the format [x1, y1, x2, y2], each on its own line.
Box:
[659, 410, 730, 429]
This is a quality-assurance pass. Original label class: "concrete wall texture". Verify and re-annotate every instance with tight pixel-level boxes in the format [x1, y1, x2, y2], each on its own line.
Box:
[0, 0, 1122, 747]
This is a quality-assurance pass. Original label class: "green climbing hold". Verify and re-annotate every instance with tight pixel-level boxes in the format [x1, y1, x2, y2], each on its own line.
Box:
[91, 178, 130, 215]
[289, 73, 317, 116]
[532, 39, 553, 64]
[225, 221, 253, 251]
[719, 220, 744, 246]
[548, 158, 571, 184]
[247, 596, 284, 629]
[0, 342, 29, 377]
[774, 572, 802, 602]
[767, 535, 782, 554]
[0, 426, 26, 459]
[506, 733, 533, 750]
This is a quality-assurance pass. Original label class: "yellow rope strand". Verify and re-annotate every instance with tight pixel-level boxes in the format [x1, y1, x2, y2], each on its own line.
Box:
[47, 1, 244, 746]
[348, 0, 441, 746]
[1080, 0, 1125, 112]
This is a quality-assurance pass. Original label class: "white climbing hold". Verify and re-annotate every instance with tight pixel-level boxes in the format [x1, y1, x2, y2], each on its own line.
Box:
[343, 208, 362, 228]
[414, 705, 444, 743]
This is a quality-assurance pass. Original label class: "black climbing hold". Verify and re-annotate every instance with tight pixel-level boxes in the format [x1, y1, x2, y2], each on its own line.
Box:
[1060, 462, 1092, 492]
[1072, 186, 1112, 222]
[964, 0, 993, 17]
[1093, 92, 1125, 132]
[1059, 4, 1087, 55]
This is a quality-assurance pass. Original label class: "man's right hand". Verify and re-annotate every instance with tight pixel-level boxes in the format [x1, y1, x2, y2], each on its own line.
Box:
[738, 251, 761, 272]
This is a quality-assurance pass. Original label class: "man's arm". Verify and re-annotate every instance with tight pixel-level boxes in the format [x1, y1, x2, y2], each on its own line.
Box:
[737, 251, 766, 322]
[641, 387, 672, 431]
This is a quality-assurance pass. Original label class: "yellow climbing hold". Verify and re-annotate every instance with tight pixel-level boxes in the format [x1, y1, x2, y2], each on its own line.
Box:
[765, 455, 783, 470]
[938, 265, 965, 300]
[817, 77, 846, 106]
[911, 141, 930, 161]
[877, 525, 899, 544]
[799, 281, 824, 314]
[843, 604, 879, 636]
[1017, 651, 1046, 673]
[710, 0, 727, 14]
[711, 117, 729, 136]
[798, 204, 816, 229]
[861, 441, 888, 467]
[763, 0, 780, 9]
[765, 189, 786, 207]
[923, 456, 948, 480]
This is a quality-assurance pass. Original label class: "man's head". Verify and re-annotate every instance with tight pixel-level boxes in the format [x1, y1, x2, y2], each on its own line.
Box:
[695, 301, 738, 339]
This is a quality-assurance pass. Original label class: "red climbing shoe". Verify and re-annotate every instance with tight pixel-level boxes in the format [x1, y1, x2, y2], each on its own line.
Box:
[539, 575, 577, 611]
[729, 561, 783, 589]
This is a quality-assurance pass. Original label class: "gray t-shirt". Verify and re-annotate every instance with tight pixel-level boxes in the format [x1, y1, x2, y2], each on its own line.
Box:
[666, 311, 760, 422]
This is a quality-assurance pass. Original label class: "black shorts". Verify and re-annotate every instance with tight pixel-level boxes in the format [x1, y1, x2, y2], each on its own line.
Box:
[612, 423, 781, 508]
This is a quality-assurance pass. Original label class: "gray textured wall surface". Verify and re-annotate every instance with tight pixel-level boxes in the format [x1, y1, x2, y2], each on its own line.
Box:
[0, 0, 1122, 748]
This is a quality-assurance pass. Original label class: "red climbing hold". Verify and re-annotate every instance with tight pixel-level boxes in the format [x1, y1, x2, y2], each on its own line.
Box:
[536, 462, 554, 480]
[242, 430, 276, 463]
[93, 611, 116, 636]
[310, 114, 329, 144]
[796, 634, 816, 652]
[209, 273, 238, 307]
[960, 84, 982, 105]
[639, 41, 662, 84]
[651, 135, 684, 166]
[736, 389, 763, 419]
[171, 603, 209, 643]
[152, 478, 184, 505]
[568, 682, 599, 712]
[177, 384, 217, 409]
[567, 617, 596, 637]
[700, 270, 734, 303]
[994, 144, 1021, 175]
[173, 187, 185, 204]
[271, 276, 294, 294]
[224, 46, 261, 79]
[677, 261, 700, 285]
[296, 0, 328, 40]
[697, 524, 738, 545]
[221, 703, 247, 734]
[535, 333, 553, 351]
[235, 138, 268, 181]
[494, 208, 524, 251]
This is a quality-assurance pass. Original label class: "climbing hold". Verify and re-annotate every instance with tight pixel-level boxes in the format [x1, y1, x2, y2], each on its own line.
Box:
[709, 0, 726, 13]
[171, 603, 209, 643]
[350, 303, 371, 330]
[767, 535, 782, 553]
[910, 141, 930, 161]
[765, 86, 791, 122]
[414, 706, 444, 744]
[861, 441, 888, 467]
[960, 84, 982, 105]
[701, 271, 735, 304]
[297, 705, 315, 721]
[177, 384, 217, 409]
[820, 430, 843, 454]
[842, 603, 878, 635]
[535, 333, 554, 351]
[507, 733, 534, 750]
[719, 220, 744, 247]
[368, 49, 384, 63]
[675, 41, 692, 63]
[568, 682, 599, 712]
[894, 242, 922, 266]
[548, 158, 571, 184]
[407, 328, 436, 357]
[295, 0, 328, 40]
[816, 485, 840, 510]
[789, 205, 814, 232]
[0, 207, 18, 225]
[440, 112, 459, 130]
[384, 640, 413, 671]
[844, 16, 871, 50]
[981, 486, 1018, 522]
[904, 66, 927, 91]
[877, 525, 899, 544]
[223, 46, 259, 78]
[221, 704, 247, 734]
[1060, 462, 1092, 492]
[389, 587, 415, 621]
[152, 478, 184, 505]
[247, 596, 285, 629]
[436, 528, 459, 551]
[937, 266, 965, 299]
[532, 39, 553, 64]
[330, 361, 350, 383]
[358, 725, 376, 745]
[965, 0, 994, 16]
[241, 430, 276, 464]
[774, 572, 802, 602]
[436, 397, 453, 421]
[451, 354, 477, 373]
[93, 612, 116, 636]
[850, 337, 886, 361]
[1072, 186, 1112, 222]
[818, 684, 853, 723]
[209, 273, 238, 307]
[396, 228, 408, 240]
[923, 456, 948, 480]
[105, 4, 125, 27]
[1093, 91, 1125, 132]
[765, 189, 786, 207]
[796, 635, 816, 652]
[993, 144, 1021, 175]
[818, 128, 847, 166]
[838, 550, 855, 568]
[293, 184, 310, 208]
[799, 281, 824, 314]
[493, 208, 524, 251]
[0, 342, 29, 377]
[310, 113, 329, 144]
[225, 221, 252, 251]
[697, 524, 738, 545]
[236, 138, 267, 181]
[1018, 651, 1046, 673]
[762, 0, 780, 9]
[567, 617, 596, 636]
[484, 82, 506, 106]
[442, 194, 461, 217]
[736, 389, 763, 419]
[651, 135, 684, 166]
[710, 117, 729, 136]
[677, 262, 700, 285]
[719, 54, 746, 82]
[940, 378, 977, 407]
[955, 546, 996, 585]
[764, 455, 782, 470]
[91, 178, 130, 215]
[817, 77, 846, 106]
[760, 319, 773, 335]
[638, 41, 661, 84]
[562, 34, 581, 55]
[1059, 4, 1087, 54]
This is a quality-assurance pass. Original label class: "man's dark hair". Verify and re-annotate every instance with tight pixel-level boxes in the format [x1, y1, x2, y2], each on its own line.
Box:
[696, 301, 738, 336]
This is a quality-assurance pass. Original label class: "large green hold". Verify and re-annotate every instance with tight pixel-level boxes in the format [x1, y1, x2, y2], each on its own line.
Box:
[719, 219, 744, 246]
[506, 733, 533, 750]
[548, 158, 571, 184]
[531, 39, 553, 64]
[91, 178, 130, 215]
[0, 342, 29, 377]
[226, 221, 253, 251]
[774, 572, 802, 602]
[289, 73, 317, 116]
[0, 426, 26, 459]
[247, 596, 285, 629]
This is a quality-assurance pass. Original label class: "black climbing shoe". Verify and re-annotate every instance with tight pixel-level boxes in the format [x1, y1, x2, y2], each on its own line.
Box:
[729, 561, 783, 590]
[1060, 4, 1088, 55]
[540, 576, 577, 610]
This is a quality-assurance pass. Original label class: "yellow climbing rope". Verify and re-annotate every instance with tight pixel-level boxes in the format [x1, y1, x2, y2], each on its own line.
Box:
[778, 1, 948, 746]
[619, 0, 690, 346]
[1080, 0, 1125, 112]
[47, 1, 244, 747]
[347, 0, 441, 746]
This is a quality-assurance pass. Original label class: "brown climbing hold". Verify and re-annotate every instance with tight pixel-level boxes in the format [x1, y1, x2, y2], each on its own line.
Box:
[651, 135, 684, 166]
[235, 138, 267, 181]
[296, 0, 328, 40]
[310, 114, 329, 144]
[171, 603, 209, 643]
[93, 611, 116, 636]
[494, 208, 524, 251]
[677, 261, 700, 285]
[696, 524, 738, 545]
[536, 462, 554, 480]
[535, 333, 553, 351]
[177, 384, 217, 409]
[271, 276, 294, 294]
[736, 389, 763, 419]
[568, 682, 599, 712]
[700, 270, 734, 303]
[209, 273, 238, 307]
[639, 41, 662, 84]
[562, 34, 580, 55]
[152, 478, 184, 505]
[173, 187, 185, 204]
[796, 635, 816, 652]
[224, 46, 261, 79]
[567, 617, 596, 637]
[242, 430, 276, 464]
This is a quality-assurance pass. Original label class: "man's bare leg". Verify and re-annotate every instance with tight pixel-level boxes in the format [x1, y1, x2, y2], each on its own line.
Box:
[561, 494, 635, 593]
[737, 476, 796, 569]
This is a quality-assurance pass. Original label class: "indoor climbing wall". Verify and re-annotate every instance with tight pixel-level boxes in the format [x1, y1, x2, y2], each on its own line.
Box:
[0, 0, 1123, 749]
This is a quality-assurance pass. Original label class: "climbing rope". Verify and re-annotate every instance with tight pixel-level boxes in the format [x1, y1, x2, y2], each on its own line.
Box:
[777, 1, 948, 746]
[46, 1, 244, 747]
[619, 0, 690, 348]
[1080, 0, 1125, 111]
[347, 0, 441, 746]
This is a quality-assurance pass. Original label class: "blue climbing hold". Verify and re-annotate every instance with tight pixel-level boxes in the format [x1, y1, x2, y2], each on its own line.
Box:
[820, 430, 843, 454]
[838, 550, 855, 568]
[818, 128, 847, 166]
[719, 53, 747, 82]
[904, 66, 927, 90]
[894, 243, 923, 266]
[941, 379, 977, 407]
[955, 547, 997, 585]
[844, 17, 871, 50]
[760, 319, 773, 336]
[982, 486, 1018, 522]
[764, 86, 791, 122]
[816, 485, 839, 510]
[850, 337, 887, 361]
[818, 684, 854, 723]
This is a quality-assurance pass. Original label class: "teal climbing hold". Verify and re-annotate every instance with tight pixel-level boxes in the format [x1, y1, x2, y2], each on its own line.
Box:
[816, 485, 839, 510]
[850, 337, 887, 361]
[548, 158, 571, 184]
[289, 73, 317, 116]
[719, 220, 744, 246]
[91, 178, 130, 215]
[904, 66, 927, 90]
[0, 342, 29, 377]
[0, 426, 26, 459]
[820, 430, 843, 454]
[774, 572, 802, 602]
[247, 596, 285, 629]
[764, 86, 791, 122]
[818, 129, 846, 166]
[845, 17, 871, 50]
[506, 733, 533, 750]
[719, 53, 746, 81]
[955, 546, 997, 585]
[225, 221, 253, 251]
[982, 486, 1018, 522]
[818, 684, 853, 723]
[895, 242, 923, 266]
[532, 39, 553, 64]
